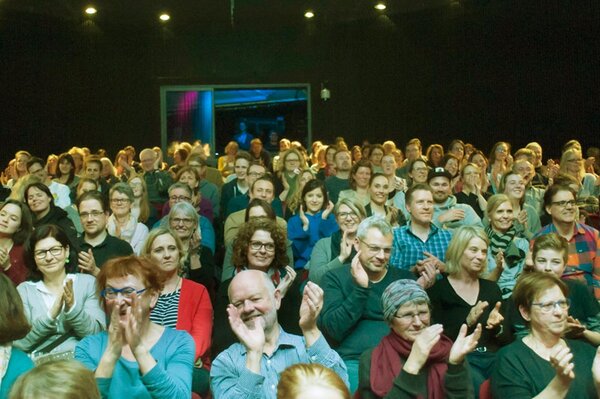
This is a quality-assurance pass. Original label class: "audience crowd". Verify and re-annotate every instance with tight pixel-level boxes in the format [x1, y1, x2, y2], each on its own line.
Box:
[1, 136, 600, 398]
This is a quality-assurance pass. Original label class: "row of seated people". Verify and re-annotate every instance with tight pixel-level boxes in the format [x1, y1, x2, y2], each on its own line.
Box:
[1, 137, 599, 398]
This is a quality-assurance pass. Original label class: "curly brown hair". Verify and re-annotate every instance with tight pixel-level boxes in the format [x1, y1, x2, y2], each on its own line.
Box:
[232, 218, 288, 270]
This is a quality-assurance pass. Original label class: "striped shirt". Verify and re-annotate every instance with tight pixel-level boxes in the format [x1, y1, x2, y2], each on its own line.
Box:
[531, 222, 600, 298]
[149, 289, 181, 329]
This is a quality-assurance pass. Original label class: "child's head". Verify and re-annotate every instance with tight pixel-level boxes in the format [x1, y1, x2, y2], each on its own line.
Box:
[532, 233, 569, 277]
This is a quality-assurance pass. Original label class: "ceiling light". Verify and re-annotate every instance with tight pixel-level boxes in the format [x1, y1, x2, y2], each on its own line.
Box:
[304, 10, 315, 19]
[159, 13, 171, 22]
[374, 3, 386, 10]
[85, 7, 97, 15]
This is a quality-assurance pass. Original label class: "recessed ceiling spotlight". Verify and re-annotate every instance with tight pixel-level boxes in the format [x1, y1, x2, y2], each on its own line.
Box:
[374, 3, 386, 10]
[85, 7, 97, 15]
[304, 10, 315, 19]
[159, 13, 171, 22]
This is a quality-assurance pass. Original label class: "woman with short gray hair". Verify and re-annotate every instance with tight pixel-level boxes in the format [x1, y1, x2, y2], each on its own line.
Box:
[107, 182, 149, 254]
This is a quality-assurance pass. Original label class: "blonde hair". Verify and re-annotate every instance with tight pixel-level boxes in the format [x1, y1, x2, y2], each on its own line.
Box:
[277, 363, 350, 399]
[141, 228, 186, 275]
[445, 226, 489, 276]
[9, 360, 100, 399]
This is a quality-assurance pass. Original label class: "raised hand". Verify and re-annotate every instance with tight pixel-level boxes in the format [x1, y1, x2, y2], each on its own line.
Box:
[486, 301, 504, 330]
[416, 261, 437, 289]
[495, 250, 505, 273]
[49, 291, 65, 320]
[449, 323, 482, 365]
[350, 251, 369, 288]
[226, 304, 265, 354]
[564, 316, 585, 338]
[338, 230, 353, 263]
[63, 278, 75, 312]
[322, 200, 335, 219]
[78, 249, 99, 276]
[299, 281, 324, 332]
[299, 205, 309, 230]
[517, 209, 528, 226]
[593, 346, 600, 386]
[278, 266, 297, 298]
[404, 324, 444, 374]
[439, 208, 465, 223]
[106, 301, 125, 358]
[549, 345, 575, 385]
[123, 293, 144, 352]
[466, 300, 489, 327]
[190, 229, 201, 252]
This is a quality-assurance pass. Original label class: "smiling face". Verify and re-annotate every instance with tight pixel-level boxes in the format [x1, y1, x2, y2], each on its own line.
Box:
[429, 176, 451, 204]
[533, 248, 566, 277]
[503, 174, 525, 200]
[284, 152, 301, 173]
[110, 191, 132, 218]
[129, 178, 143, 198]
[179, 171, 198, 190]
[353, 166, 371, 189]
[246, 230, 276, 271]
[228, 272, 281, 333]
[149, 233, 180, 274]
[390, 301, 431, 342]
[234, 158, 249, 180]
[490, 200, 514, 233]
[545, 190, 577, 225]
[304, 187, 325, 214]
[105, 274, 157, 323]
[471, 154, 487, 170]
[409, 160, 428, 184]
[0, 203, 22, 237]
[34, 236, 68, 278]
[459, 237, 488, 276]
[444, 158, 459, 176]
[26, 187, 52, 216]
[169, 210, 196, 241]
[369, 175, 389, 206]
[58, 159, 72, 175]
[335, 204, 360, 234]
[354, 227, 392, 280]
[406, 189, 434, 226]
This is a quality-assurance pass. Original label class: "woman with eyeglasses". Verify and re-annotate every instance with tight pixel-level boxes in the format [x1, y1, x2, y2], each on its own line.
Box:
[212, 217, 300, 357]
[13, 225, 104, 356]
[307, 199, 367, 285]
[107, 183, 149, 255]
[559, 148, 600, 200]
[142, 228, 213, 396]
[358, 279, 481, 399]
[74, 255, 195, 398]
[167, 201, 216, 298]
[277, 148, 308, 203]
[427, 226, 504, 395]
[492, 272, 600, 398]
[173, 166, 214, 222]
[0, 200, 33, 286]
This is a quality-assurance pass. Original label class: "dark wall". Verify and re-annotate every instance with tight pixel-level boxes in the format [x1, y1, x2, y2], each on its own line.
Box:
[1, 2, 598, 166]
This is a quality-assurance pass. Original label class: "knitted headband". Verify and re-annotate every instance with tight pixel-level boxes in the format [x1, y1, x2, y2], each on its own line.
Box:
[381, 279, 430, 323]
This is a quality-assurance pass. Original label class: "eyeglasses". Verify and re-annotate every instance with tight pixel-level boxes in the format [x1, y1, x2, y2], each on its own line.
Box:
[169, 195, 191, 202]
[101, 287, 147, 299]
[531, 299, 570, 313]
[171, 218, 194, 226]
[337, 211, 358, 219]
[80, 210, 105, 219]
[551, 200, 576, 208]
[34, 246, 64, 259]
[249, 240, 276, 252]
[248, 172, 265, 178]
[496, 147, 508, 153]
[359, 239, 392, 255]
[566, 158, 583, 163]
[394, 310, 431, 322]
[110, 198, 130, 204]
[285, 158, 300, 163]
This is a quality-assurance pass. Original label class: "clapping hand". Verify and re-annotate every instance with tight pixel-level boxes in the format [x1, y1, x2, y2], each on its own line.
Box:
[299, 281, 324, 332]
[449, 323, 482, 365]
[338, 230, 353, 263]
[564, 316, 585, 338]
[226, 304, 265, 354]
[299, 205, 309, 230]
[278, 266, 297, 298]
[322, 201, 334, 219]
[486, 301, 504, 330]
[549, 345, 575, 385]
[63, 278, 75, 312]
[404, 324, 444, 374]
[78, 249, 100, 276]
[466, 301, 488, 327]
[350, 251, 369, 288]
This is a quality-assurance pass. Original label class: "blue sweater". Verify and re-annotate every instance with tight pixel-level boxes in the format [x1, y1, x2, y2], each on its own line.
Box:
[0, 349, 33, 399]
[287, 211, 339, 269]
[75, 327, 195, 399]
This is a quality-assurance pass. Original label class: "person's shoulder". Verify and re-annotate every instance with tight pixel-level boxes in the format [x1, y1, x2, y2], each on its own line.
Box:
[74, 273, 97, 287]
[106, 234, 134, 250]
[565, 338, 596, 357]
[181, 278, 209, 294]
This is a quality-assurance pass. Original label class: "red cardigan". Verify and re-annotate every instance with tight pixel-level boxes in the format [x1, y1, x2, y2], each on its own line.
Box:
[177, 278, 213, 368]
[1, 245, 28, 286]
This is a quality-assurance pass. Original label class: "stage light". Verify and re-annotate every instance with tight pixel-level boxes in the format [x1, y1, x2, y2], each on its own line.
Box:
[374, 3, 386, 10]
[159, 13, 171, 22]
[304, 10, 315, 19]
[85, 7, 97, 15]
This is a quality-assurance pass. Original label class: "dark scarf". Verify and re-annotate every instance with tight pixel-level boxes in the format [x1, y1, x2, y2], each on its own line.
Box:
[329, 230, 357, 261]
[485, 225, 525, 267]
[370, 330, 453, 398]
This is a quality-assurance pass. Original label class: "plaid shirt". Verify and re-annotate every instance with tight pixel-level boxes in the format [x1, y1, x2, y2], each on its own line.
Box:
[531, 222, 600, 298]
[390, 222, 453, 271]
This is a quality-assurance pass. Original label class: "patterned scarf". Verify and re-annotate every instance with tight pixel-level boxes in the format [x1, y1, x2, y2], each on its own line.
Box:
[485, 224, 516, 258]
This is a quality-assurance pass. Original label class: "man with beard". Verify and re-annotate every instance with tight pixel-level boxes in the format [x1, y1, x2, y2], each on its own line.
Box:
[428, 167, 482, 231]
[76, 191, 133, 276]
[210, 270, 348, 399]
[325, 149, 352, 204]
[318, 217, 432, 393]
[390, 183, 451, 278]
[531, 184, 600, 298]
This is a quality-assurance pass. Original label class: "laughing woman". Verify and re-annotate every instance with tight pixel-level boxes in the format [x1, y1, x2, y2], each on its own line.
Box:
[107, 183, 149, 255]
[75, 256, 194, 399]
[287, 179, 339, 270]
[500, 171, 541, 239]
[14, 225, 105, 356]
